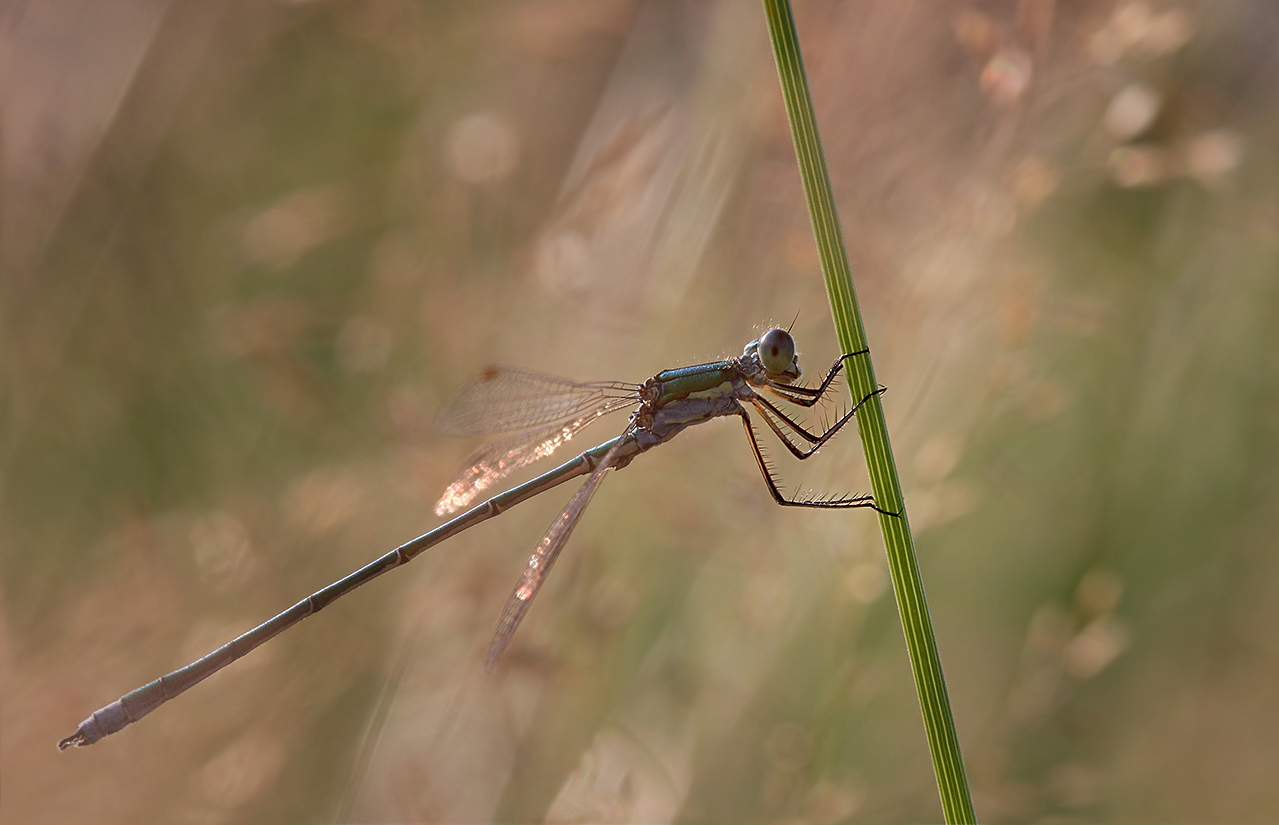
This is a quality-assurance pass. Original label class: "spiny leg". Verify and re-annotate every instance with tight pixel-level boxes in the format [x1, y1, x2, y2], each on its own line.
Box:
[765, 349, 868, 407]
[737, 409, 897, 515]
[751, 385, 887, 455]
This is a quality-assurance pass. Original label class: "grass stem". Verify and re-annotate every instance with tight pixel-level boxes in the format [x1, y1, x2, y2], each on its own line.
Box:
[761, 2, 977, 821]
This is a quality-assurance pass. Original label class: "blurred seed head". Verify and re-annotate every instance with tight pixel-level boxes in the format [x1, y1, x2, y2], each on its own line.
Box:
[1064, 615, 1131, 678]
[445, 112, 520, 184]
[1008, 604, 1072, 722]
[535, 229, 593, 291]
[1105, 83, 1161, 141]
[1090, 3, 1197, 64]
[283, 469, 364, 536]
[1013, 156, 1061, 206]
[981, 47, 1033, 107]
[243, 186, 348, 269]
[1140, 8, 1196, 56]
[1113, 2, 1156, 47]
[190, 511, 256, 589]
[1026, 603, 1074, 654]
[1110, 145, 1169, 187]
[1183, 129, 1244, 184]
[953, 9, 997, 57]
[1076, 568, 1124, 617]
[545, 725, 691, 824]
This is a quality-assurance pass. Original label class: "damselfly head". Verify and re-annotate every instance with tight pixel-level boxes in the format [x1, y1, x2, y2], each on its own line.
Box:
[745, 328, 801, 380]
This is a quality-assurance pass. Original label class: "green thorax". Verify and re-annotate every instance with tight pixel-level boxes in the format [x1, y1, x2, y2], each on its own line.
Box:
[649, 361, 742, 404]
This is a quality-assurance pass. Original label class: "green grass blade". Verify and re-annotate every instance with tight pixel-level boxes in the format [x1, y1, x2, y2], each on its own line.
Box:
[761, 2, 977, 821]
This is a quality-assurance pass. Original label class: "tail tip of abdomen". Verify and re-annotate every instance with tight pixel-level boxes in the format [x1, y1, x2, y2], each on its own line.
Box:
[57, 728, 91, 750]
[57, 713, 108, 750]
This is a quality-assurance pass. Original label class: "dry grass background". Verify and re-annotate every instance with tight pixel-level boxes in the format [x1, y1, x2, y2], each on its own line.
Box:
[4, 1, 1279, 823]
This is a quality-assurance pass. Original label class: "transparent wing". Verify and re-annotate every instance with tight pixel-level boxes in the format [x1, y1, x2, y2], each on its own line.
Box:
[483, 431, 631, 672]
[434, 401, 632, 516]
[436, 366, 637, 436]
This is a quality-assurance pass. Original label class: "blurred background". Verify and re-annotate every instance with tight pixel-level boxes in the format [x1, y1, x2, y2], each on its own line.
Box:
[4, 0, 1278, 822]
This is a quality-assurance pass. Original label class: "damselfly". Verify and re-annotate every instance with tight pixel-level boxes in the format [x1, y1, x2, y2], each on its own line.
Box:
[59, 328, 891, 750]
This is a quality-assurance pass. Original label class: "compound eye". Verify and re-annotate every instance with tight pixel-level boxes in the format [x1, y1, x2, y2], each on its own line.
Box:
[758, 328, 796, 375]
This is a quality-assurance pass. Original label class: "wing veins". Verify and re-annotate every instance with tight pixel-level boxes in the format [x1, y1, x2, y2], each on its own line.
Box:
[434, 397, 634, 516]
[482, 430, 632, 671]
[437, 367, 636, 436]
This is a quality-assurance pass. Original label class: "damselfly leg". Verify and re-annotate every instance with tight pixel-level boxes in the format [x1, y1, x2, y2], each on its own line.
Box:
[739, 348, 898, 514]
